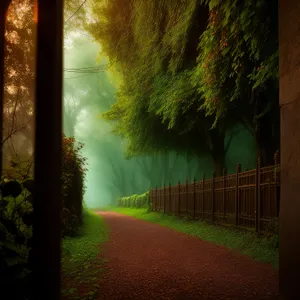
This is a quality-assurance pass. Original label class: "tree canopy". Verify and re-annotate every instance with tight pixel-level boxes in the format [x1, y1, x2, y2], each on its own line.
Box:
[86, 0, 279, 173]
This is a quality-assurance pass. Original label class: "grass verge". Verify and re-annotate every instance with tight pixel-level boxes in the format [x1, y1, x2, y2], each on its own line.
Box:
[105, 207, 278, 269]
[61, 210, 109, 300]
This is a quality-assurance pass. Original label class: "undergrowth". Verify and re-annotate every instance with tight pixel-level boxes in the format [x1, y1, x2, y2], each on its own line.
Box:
[107, 207, 278, 269]
[61, 210, 109, 300]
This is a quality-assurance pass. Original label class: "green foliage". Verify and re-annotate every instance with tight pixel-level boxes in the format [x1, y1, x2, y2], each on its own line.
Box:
[194, 0, 279, 127]
[61, 210, 108, 299]
[2, 180, 23, 198]
[0, 178, 34, 300]
[88, 0, 213, 159]
[62, 210, 108, 271]
[118, 192, 149, 209]
[0, 135, 88, 299]
[88, 0, 279, 169]
[61, 135, 88, 236]
[6, 155, 34, 181]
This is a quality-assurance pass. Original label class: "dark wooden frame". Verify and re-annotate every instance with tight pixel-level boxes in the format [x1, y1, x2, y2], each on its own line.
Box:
[0, 1, 62, 299]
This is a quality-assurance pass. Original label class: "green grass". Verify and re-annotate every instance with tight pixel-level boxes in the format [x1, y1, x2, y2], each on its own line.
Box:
[61, 210, 109, 299]
[105, 206, 278, 269]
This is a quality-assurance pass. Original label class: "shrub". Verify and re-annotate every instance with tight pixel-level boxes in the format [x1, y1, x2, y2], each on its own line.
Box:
[61, 135, 88, 236]
[4, 135, 88, 237]
[118, 192, 149, 209]
[0, 135, 88, 299]
[0, 178, 34, 299]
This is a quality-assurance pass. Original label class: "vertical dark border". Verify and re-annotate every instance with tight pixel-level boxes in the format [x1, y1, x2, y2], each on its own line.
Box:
[32, 0, 63, 299]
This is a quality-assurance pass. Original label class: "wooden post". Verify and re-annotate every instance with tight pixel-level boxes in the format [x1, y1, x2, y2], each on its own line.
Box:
[202, 176, 205, 220]
[223, 168, 226, 223]
[274, 150, 279, 217]
[169, 182, 171, 214]
[178, 180, 181, 216]
[160, 187, 163, 212]
[158, 188, 160, 212]
[255, 158, 261, 232]
[278, 2, 300, 298]
[235, 164, 241, 226]
[212, 171, 215, 223]
[32, 0, 64, 298]
[163, 184, 166, 214]
[160, 187, 162, 212]
[186, 178, 189, 216]
[193, 177, 196, 220]
[155, 186, 158, 212]
[149, 188, 152, 211]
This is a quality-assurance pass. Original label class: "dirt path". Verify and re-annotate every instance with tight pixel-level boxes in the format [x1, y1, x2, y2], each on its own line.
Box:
[97, 212, 278, 300]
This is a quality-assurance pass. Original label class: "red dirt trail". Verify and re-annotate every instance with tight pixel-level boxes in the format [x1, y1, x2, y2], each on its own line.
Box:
[97, 211, 278, 300]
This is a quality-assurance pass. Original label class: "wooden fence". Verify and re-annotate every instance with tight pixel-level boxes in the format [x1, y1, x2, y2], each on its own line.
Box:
[149, 155, 280, 233]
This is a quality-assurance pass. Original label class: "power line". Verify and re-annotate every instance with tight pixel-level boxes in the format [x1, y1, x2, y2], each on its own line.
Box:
[64, 68, 106, 72]
[64, 70, 102, 73]
[64, 73, 96, 79]
[65, 0, 88, 24]
[65, 65, 107, 70]
[63, 64, 108, 73]
[63, 69, 106, 73]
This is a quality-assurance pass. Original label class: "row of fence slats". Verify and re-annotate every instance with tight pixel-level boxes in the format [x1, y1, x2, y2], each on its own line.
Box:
[149, 163, 280, 233]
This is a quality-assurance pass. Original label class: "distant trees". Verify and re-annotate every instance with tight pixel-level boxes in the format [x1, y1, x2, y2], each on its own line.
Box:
[3, 0, 36, 173]
[87, 0, 279, 174]
[2, 0, 91, 174]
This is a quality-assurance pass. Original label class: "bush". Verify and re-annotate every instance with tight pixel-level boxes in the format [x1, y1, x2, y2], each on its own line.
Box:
[0, 178, 34, 299]
[0, 135, 88, 299]
[61, 135, 88, 236]
[118, 192, 149, 209]
[4, 135, 88, 237]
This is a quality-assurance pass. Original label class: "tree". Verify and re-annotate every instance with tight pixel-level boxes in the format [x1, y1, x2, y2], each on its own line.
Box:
[2, 0, 91, 175]
[194, 0, 279, 165]
[88, 0, 238, 176]
[87, 0, 280, 173]
[3, 0, 36, 173]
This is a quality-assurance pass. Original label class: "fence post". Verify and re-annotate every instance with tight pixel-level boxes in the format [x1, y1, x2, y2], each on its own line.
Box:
[178, 180, 181, 216]
[148, 188, 152, 210]
[186, 178, 189, 216]
[193, 177, 196, 220]
[161, 185, 163, 213]
[158, 187, 160, 212]
[274, 150, 279, 217]
[169, 182, 171, 215]
[202, 176, 205, 220]
[255, 158, 261, 233]
[155, 186, 158, 212]
[223, 168, 226, 223]
[163, 184, 166, 214]
[212, 171, 216, 223]
[161, 188, 163, 212]
[235, 164, 241, 226]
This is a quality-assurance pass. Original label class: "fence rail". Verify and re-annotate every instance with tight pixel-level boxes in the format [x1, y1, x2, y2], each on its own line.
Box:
[149, 155, 280, 233]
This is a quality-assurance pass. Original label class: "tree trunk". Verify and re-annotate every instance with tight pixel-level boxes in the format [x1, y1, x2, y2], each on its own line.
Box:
[255, 118, 279, 167]
[210, 129, 226, 177]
